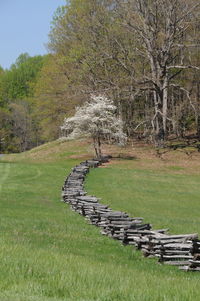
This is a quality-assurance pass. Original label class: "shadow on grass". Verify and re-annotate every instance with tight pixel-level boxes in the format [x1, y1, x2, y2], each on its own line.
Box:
[112, 154, 138, 160]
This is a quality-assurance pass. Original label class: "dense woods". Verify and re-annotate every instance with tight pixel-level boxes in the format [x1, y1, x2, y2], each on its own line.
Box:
[0, 53, 46, 152]
[0, 0, 200, 152]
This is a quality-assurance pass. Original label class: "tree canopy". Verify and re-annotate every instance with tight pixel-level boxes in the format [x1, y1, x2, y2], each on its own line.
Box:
[46, 0, 200, 145]
[0, 53, 46, 152]
[1, 0, 200, 153]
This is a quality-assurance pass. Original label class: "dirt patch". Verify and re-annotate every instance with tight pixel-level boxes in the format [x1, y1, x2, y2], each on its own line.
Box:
[97, 142, 200, 175]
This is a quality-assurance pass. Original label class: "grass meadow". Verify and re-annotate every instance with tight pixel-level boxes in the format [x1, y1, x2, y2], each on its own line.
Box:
[0, 139, 200, 301]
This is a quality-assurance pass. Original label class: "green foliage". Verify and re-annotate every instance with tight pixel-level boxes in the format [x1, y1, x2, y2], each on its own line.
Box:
[14, 52, 30, 67]
[0, 66, 4, 76]
[0, 54, 45, 101]
[0, 107, 12, 153]
[33, 54, 76, 141]
[0, 54, 46, 153]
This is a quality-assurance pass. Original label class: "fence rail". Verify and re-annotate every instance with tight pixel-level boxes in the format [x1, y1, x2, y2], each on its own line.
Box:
[61, 158, 200, 272]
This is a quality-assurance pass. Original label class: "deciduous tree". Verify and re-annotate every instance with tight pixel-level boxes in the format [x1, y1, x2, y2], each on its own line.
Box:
[61, 94, 127, 158]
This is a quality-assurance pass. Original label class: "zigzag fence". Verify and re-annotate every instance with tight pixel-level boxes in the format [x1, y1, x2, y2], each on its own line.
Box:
[61, 158, 200, 272]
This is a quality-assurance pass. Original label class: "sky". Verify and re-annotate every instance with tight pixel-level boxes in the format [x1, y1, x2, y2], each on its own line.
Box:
[0, 0, 66, 69]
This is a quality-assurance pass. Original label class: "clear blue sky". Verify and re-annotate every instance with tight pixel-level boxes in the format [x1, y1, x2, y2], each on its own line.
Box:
[0, 0, 66, 69]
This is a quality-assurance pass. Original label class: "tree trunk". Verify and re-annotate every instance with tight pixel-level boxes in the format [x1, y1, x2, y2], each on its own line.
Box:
[93, 137, 99, 158]
[152, 91, 165, 147]
[162, 77, 168, 137]
[93, 136, 102, 159]
[197, 115, 200, 141]
[97, 136, 102, 159]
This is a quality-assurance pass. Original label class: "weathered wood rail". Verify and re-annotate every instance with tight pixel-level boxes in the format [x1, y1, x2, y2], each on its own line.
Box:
[61, 159, 200, 272]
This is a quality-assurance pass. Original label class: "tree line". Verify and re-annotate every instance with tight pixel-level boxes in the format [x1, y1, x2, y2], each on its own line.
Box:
[0, 53, 46, 152]
[0, 0, 200, 152]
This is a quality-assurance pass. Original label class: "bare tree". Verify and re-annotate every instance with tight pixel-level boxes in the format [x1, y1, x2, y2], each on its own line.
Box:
[119, 0, 200, 145]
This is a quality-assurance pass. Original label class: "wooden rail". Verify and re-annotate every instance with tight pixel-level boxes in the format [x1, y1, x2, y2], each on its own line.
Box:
[61, 159, 200, 272]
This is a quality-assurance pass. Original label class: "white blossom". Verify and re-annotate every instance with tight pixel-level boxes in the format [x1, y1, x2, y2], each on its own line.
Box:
[61, 94, 127, 157]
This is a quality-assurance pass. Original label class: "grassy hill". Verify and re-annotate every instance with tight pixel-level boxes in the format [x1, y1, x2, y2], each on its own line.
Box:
[0, 139, 200, 301]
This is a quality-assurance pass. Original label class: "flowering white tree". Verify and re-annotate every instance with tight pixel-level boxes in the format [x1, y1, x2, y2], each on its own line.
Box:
[61, 95, 127, 158]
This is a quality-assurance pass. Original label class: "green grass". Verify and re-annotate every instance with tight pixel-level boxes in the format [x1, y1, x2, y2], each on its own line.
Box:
[86, 167, 200, 234]
[0, 139, 200, 301]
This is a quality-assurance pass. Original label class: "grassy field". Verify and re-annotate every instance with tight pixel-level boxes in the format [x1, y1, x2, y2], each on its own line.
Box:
[0, 139, 200, 301]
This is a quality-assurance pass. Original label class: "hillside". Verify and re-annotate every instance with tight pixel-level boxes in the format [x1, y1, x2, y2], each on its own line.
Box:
[0, 139, 200, 301]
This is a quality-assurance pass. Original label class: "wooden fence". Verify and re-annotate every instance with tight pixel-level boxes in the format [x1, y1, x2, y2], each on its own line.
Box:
[61, 159, 200, 272]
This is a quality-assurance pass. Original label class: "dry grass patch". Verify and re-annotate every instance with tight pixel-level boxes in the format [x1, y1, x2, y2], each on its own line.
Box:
[101, 142, 200, 175]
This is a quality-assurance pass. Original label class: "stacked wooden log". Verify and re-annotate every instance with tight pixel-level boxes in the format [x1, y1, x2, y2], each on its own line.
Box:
[139, 233, 197, 265]
[180, 239, 200, 271]
[97, 213, 147, 241]
[61, 158, 200, 272]
[123, 228, 167, 247]
[62, 164, 90, 203]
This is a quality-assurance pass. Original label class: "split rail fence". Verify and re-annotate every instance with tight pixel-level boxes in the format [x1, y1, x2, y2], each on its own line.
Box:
[61, 158, 200, 272]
